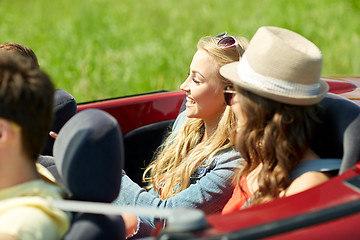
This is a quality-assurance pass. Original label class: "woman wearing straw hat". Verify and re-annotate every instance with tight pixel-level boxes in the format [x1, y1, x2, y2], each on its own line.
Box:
[220, 26, 342, 213]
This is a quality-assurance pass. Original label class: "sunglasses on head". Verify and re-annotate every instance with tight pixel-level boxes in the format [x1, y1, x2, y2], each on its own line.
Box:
[223, 85, 237, 106]
[214, 32, 244, 60]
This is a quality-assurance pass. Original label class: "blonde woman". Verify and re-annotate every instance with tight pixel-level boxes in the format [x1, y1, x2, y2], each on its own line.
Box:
[114, 33, 248, 238]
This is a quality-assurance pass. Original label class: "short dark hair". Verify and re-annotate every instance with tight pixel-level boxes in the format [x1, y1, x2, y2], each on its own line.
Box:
[0, 52, 54, 160]
[0, 42, 39, 67]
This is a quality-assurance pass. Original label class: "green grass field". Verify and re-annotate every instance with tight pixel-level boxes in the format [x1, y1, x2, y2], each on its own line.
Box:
[1, 0, 359, 102]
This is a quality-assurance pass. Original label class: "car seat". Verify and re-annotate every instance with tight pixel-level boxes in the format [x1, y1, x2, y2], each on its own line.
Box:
[41, 89, 77, 156]
[123, 95, 185, 186]
[52, 108, 125, 239]
[311, 93, 360, 173]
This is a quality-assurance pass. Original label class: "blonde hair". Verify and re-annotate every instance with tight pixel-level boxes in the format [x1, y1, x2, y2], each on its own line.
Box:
[143, 34, 249, 199]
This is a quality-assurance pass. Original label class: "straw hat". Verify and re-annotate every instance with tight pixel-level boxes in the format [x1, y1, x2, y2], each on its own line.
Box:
[220, 26, 329, 105]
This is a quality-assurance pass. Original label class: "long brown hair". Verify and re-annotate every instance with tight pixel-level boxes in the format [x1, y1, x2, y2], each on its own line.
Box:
[234, 87, 321, 205]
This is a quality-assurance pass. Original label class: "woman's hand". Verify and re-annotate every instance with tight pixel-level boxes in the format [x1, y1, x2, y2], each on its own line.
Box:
[122, 214, 139, 239]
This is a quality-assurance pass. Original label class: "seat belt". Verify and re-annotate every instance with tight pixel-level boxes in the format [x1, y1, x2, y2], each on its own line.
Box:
[50, 199, 206, 232]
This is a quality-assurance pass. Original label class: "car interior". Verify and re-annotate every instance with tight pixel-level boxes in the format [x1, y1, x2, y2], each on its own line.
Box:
[37, 89, 360, 239]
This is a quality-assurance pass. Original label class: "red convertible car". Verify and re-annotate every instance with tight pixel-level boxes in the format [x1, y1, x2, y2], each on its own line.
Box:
[49, 76, 360, 239]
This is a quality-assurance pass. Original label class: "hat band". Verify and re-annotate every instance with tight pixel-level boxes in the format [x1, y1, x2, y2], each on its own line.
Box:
[237, 56, 320, 96]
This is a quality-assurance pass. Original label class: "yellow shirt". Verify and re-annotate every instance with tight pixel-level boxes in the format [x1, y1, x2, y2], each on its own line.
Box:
[0, 164, 70, 240]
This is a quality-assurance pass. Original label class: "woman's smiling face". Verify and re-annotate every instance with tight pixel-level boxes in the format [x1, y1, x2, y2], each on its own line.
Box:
[180, 49, 226, 124]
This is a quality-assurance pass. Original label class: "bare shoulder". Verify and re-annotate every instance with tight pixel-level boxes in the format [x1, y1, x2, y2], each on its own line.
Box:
[284, 171, 330, 196]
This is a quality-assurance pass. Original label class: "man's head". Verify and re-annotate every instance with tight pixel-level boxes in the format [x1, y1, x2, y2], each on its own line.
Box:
[0, 42, 39, 67]
[0, 52, 54, 161]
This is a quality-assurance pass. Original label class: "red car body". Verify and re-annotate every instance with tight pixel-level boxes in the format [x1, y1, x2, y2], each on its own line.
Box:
[77, 77, 360, 239]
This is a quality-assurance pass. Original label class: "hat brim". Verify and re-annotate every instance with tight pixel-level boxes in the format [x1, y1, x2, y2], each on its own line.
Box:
[220, 62, 329, 106]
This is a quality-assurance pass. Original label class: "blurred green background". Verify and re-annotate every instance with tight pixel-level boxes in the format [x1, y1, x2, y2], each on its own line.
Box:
[1, 0, 359, 102]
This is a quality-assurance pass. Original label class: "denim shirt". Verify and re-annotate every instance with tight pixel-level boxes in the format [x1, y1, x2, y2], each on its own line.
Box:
[113, 112, 242, 236]
[190, 159, 217, 184]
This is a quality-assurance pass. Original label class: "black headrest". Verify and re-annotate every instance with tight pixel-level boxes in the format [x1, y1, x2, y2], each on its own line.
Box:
[64, 213, 125, 240]
[42, 89, 77, 156]
[53, 108, 124, 202]
[311, 93, 360, 173]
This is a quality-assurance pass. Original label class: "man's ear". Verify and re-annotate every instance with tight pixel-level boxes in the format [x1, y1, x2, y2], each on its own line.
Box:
[0, 120, 6, 142]
[0, 119, 17, 146]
